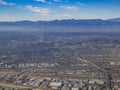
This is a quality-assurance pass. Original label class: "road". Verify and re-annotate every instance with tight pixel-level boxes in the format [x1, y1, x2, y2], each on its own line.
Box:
[73, 50, 107, 75]
[74, 50, 113, 90]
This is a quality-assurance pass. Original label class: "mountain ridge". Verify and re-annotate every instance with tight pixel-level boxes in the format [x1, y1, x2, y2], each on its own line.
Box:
[0, 18, 120, 26]
[0, 18, 120, 32]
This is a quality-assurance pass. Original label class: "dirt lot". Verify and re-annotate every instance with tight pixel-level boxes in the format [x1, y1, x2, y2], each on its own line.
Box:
[0, 83, 43, 90]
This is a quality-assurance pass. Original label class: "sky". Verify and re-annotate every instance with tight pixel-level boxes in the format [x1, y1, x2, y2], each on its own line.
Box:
[0, 0, 120, 21]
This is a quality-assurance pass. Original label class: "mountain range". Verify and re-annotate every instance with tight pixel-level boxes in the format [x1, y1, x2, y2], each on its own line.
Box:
[0, 18, 120, 32]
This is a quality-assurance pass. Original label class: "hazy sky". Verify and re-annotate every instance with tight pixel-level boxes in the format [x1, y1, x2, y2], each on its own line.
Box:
[0, 0, 120, 21]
